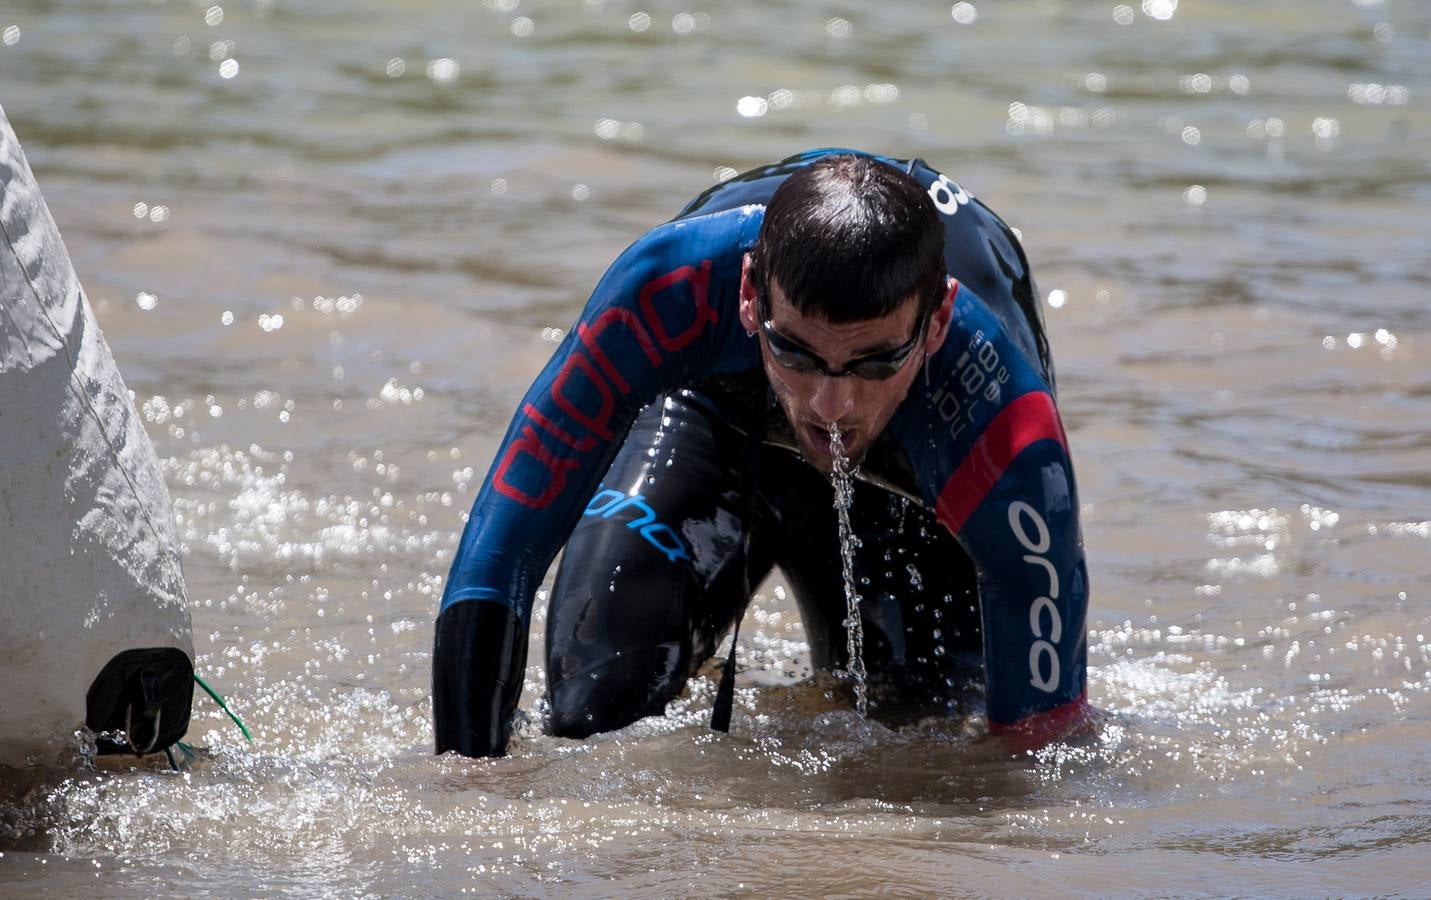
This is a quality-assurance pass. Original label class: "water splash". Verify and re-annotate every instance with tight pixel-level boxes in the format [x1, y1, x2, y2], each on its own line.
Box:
[828, 426, 868, 717]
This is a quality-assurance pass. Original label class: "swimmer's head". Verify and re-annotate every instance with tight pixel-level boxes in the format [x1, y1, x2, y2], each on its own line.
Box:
[738, 155, 955, 472]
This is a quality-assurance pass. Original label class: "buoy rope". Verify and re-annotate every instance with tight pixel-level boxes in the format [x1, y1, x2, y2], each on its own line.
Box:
[193, 673, 252, 743]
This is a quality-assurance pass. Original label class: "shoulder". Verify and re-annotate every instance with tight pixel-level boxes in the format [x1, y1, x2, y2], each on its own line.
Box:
[891, 280, 1059, 504]
[598, 204, 763, 296]
[573, 205, 763, 378]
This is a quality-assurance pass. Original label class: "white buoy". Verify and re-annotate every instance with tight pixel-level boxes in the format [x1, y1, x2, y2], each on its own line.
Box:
[0, 103, 194, 767]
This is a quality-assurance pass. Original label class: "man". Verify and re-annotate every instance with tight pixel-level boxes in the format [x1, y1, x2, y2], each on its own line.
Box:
[433, 150, 1091, 758]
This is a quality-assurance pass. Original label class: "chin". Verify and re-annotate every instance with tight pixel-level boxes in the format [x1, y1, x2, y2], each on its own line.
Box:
[798, 446, 835, 475]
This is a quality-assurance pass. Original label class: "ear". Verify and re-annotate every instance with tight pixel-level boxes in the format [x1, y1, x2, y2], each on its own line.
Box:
[738, 253, 759, 335]
[922, 277, 958, 356]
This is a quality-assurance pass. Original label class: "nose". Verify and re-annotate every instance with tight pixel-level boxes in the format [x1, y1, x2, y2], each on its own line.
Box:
[807, 374, 855, 424]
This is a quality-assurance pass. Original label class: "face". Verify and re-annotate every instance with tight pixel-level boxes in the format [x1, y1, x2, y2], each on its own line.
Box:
[739, 255, 953, 472]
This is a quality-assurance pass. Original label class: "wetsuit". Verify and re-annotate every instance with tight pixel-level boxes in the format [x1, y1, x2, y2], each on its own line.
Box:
[433, 149, 1090, 756]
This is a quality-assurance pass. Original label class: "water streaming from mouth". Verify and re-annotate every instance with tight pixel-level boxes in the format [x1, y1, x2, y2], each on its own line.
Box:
[827, 426, 868, 717]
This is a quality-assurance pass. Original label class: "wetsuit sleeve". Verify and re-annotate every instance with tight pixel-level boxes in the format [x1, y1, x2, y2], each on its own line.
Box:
[433, 208, 763, 757]
[903, 282, 1092, 748]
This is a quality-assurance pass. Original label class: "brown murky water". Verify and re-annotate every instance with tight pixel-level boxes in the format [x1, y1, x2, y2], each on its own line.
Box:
[3, 0, 1430, 894]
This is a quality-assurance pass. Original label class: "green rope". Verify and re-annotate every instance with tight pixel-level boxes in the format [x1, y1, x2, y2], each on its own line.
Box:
[193, 673, 253, 743]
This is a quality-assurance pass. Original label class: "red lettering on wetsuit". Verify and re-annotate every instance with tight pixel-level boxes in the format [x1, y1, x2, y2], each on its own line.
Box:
[640, 260, 716, 352]
[552, 352, 617, 440]
[493, 424, 583, 508]
[493, 260, 719, 509]
[579, 307, 661, 394]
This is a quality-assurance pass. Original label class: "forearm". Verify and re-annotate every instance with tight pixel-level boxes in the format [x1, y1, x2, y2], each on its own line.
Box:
[432, 599, 528, 757]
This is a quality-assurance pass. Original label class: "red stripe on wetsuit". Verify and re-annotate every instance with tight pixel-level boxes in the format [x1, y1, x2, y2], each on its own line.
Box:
[934, 390, 1067, 536]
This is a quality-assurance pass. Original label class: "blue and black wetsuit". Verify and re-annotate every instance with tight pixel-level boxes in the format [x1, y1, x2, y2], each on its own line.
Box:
[433, 149, 1091, 756]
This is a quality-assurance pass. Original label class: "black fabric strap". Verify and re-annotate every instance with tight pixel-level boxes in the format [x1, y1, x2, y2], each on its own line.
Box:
[710, 618, 741, 732]
[711, 418, 764, 733]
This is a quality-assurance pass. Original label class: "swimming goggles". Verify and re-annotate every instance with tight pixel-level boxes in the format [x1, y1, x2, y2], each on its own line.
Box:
[757, 293, 928, 381]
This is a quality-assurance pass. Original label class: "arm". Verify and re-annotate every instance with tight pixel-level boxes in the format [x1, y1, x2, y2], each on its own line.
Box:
[906, 283, 1093, 750]
[432, 209, 762, 757]
[937, 394, 1094, 749]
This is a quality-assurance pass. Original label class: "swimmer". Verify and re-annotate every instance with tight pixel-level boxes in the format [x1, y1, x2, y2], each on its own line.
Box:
[432, 151, 1093, 757]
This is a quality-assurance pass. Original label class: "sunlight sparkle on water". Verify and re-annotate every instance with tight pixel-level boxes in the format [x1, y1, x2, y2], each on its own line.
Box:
[736, 96, 768, 118]
[671, 13, 710, 34]
[426, 58, 459, 84]
[1142, 0, 1177, 21]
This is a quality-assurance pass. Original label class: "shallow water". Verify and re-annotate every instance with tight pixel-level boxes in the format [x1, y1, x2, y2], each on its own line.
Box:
[2, 0, 1430, 895]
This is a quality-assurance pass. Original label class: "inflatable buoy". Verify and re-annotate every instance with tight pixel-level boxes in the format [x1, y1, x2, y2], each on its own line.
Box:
[0, 104, 194, 766]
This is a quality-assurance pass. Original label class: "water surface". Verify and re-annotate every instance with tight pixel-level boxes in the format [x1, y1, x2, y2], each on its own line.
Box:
[2, 0, 1430, 894]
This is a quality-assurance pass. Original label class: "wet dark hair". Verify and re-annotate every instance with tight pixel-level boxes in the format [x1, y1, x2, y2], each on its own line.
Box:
[748, 154, 946, 324]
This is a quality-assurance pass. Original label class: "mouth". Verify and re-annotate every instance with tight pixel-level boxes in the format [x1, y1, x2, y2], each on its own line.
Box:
[801, 422, 856, 457]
